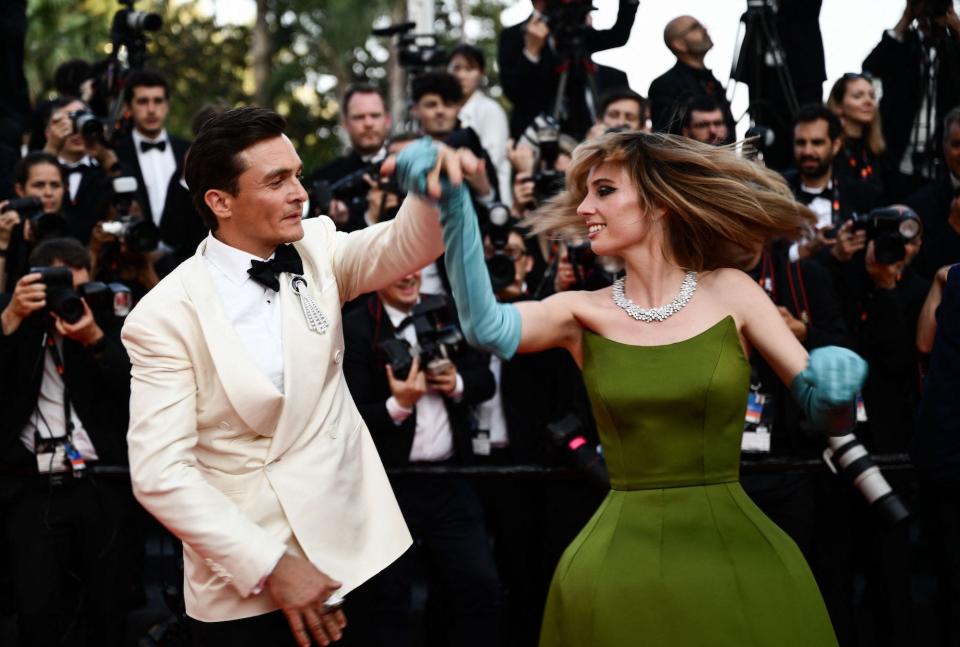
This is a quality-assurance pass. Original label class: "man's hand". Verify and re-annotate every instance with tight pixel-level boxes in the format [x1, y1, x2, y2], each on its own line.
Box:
[457, 148, 492, 197]
[425, 361, 458, 396]
[938, 4, 960, 36]
[512, 172, 536, 212]
[778, 306, 808, 342]
[386, 356, 427, 409]
[381, 140, 473, 202]
[506, 139, 535, 175]
[865, 240, 903, 290]
[44, 112, 72, 155]
[1, 272, 45, 335]
[328, 199, 350, 226]
[266, 554, 346, 647]
[363, 175, 400, 225]
[52, 300, 104, 347]
[554, 250, 576, 292]
[830, 220, 867, 263]
[524, 12, 550, 59]
[0, 202, 21, 251]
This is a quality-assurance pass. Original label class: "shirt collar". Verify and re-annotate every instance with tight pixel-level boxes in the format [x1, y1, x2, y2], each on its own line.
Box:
[382, 300, 418, 328]
[358, 145, 387, 164]
[203, 233, 273, 287]
[132, 128, 169, 146]
[951, 173, 960, 190]
[60, 155, 93, 170]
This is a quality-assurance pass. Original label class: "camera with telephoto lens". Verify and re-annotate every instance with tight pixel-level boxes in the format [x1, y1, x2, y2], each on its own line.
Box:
[547, 413, 609, 491]
[372, 22, 447, 73]
[101, 176, 159, 252]
[2, 197, 69, 242]
[822, 433, 911, 527]
[377, 295, 464, 380]
[850, 206, 923, 265]
[30, 266, 133, 323]
[310, 149, 391, 219]
[484, 203, 517, 292]
[112, 0, 162, 43]
[541, 0, 596, 51]
[68, 109, 104, 141]
[531, 114, 566, 206]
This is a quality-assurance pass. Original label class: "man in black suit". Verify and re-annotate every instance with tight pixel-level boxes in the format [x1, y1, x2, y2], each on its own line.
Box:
[863, 0, 960, 197]
[41, 97, 117, 243]
[907, 106, 960, 279]
[0, 237, 131, 646]
[114, 70, 189, 247]
[342, 270, 499, 647]
[498, 0, 639, 140]
[648, 14, 736, 138]
[311, 83, 392, 232]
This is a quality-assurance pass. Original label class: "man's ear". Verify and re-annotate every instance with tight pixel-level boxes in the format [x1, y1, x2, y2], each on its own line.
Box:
[831, 137, 843, 157]
[204, 189, 233, 225]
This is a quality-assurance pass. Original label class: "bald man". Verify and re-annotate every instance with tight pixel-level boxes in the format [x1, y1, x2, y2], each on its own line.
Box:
[647, 15, 735, 137]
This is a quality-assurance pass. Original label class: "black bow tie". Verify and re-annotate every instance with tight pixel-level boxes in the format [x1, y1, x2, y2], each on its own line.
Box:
[140, 139, 167, 153]
[247, 244, 304, 292]
[797, 188, 826, 206]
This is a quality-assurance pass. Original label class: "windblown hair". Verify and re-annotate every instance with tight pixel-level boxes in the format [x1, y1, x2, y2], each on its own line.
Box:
[827, 74, 886, 157]
[527, 131, 815, 271]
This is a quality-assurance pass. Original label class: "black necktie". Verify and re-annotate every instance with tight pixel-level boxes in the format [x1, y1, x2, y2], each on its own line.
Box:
[247, 244, 304, 292]
[140, 140, 167, 153]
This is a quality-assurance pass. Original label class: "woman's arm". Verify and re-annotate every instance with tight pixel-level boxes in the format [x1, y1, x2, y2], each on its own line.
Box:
[917, 264, 954, 354]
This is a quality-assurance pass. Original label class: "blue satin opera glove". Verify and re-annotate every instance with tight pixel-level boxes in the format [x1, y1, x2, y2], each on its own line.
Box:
[789, 346, 868, 435]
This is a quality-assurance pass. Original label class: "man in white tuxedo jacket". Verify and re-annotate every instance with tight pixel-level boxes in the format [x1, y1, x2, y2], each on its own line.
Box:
[122, 107, 472, 646]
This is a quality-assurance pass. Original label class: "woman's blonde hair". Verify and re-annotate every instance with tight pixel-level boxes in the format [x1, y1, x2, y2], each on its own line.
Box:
[827, 74, 886, 157]
[526, 131, 815, 271]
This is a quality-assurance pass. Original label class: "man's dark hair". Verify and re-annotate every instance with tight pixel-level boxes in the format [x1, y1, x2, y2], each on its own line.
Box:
[794, 103, 842, 141]
[598, 88, 645, 118]
[184, 107, 287, 232]
[944, 106, 960, 140]
[411, 72, 464, 105]
[123, 69, 170, 104]
[450, 44, 486, 72]
[14, 151, 66, 188]
[342, 83, 386, 118]
[682, 96, 722, 128]
[53, 59, 93, 97]
[191, 102, 230, 136]
[29, 237, 91, 271]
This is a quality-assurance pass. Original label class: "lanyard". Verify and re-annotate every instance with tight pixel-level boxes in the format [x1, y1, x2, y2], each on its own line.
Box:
[757, 251, 811, 325]
[44, 330, 74, 437]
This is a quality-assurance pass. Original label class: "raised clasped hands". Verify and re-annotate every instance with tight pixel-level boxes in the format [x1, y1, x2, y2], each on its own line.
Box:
[382, 137, 481, 204]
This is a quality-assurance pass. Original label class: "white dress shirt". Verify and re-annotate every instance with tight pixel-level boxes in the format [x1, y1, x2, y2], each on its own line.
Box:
[19, 333, 99, 461]
[789, 181, 834, 262]
[133, 128, 178, 225]
[458, 91, 512, 206]
[475, 355, 509, 448]
[59, 155, 94, 202]
[202, 233, 285, 393]
[381, 301, 461, 462]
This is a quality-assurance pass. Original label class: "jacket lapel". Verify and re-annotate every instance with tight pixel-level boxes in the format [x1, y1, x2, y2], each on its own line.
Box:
[181, 245, 284, 435]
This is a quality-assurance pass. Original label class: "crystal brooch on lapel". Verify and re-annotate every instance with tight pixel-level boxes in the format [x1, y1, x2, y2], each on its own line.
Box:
[291, 276, 329, 334]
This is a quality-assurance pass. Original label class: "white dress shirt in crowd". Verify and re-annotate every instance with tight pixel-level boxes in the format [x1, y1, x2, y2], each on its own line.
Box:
[202, 233, 285, 394]
[19, 333, 99, 461]
[133, 128, 177, 225]
[475, 355, 509, 448]
[458, 91, 513, 206]
[59, 155, 94, 202]
[382, 301, 463, 462]
[789, 181, 834, 262]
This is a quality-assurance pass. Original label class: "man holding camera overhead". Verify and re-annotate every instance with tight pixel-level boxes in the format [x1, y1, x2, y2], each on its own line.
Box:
[0, 237, 131, 647]
[342, 269, 499, 647]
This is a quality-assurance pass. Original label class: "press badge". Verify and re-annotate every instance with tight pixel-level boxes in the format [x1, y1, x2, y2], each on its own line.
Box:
[35, 434, 69, 474]
[745, 391, 765, 425]
[472, 431, 492, 456]
[741, 425, 772, 453]
[856, 394, 868, 423]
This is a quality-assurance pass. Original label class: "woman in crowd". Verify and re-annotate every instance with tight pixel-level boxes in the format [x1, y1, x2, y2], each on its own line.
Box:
[827, 72, 887, 202]
[394, 131, 866, 645]
[448, 43, 512, 206]
[0, 151, 68, 291]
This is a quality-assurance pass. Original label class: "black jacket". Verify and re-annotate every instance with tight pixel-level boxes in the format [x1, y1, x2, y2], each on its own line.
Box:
[0, 299, 131, 482]
[342, 295, 495, 467]
[498, 0, 638, 139]
[115, 131, 190, 227]
[648, 62, 736, 138]
[863, 29, 960, 174]
[906, 174, 960, 279]
[311, 151, 375, 233]
[159, 173, 208, 266]
[63, 161, 113, 244]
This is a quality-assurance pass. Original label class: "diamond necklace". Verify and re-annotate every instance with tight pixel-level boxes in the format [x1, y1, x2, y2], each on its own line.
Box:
[611, 271, 697, 322]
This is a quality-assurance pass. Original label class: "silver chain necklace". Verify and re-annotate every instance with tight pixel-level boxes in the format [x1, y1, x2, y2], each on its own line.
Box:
[611, 271, 697, 322]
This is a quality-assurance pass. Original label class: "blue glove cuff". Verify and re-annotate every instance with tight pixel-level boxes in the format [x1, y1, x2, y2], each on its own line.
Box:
[789, 346, 868, 435]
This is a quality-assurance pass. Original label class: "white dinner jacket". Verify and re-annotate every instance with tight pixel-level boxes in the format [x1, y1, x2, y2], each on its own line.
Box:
[122, 196, 443, 621]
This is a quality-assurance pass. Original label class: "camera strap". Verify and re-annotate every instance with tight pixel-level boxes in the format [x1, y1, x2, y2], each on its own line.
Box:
[43, 330, 86, 476]
[758, 251, 811, 325]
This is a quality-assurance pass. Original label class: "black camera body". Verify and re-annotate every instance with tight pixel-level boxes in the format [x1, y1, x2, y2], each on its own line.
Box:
[484, 204, 518, 293]
[377, 295, 464, 380]
[102, 176, 159, 252]
[31, 266, 85, 324]
[529, 114, 566, 206]
[372, 22, 447, 73]
[69, 109, 104, 141]
[850, 207, 923, 265]
[542, 0, 596, 50]
[2, 197, 68, 241]
[547, 413, 609, 490]
[310, 151, 395, 219]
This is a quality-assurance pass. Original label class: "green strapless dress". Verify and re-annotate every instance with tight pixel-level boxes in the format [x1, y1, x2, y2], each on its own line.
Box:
[539, 316, 838, 647]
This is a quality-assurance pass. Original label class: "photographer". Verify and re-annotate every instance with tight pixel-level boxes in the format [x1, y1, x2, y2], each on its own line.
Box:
[498, 0, 640, 140]
[648, 15, 735, 138]
[115, 70, 189, 237]
[41, 98, 117, 243]
[311, 83, 392, 232]
[680, 95, 731, 146]
[906, 105, 960, 280]
[863, 0, 960, 198]
[0, 237, 131, 647]
[584, 88, 650, 139]
[0, 152, 71, 295]
[342, 270, 499, 647]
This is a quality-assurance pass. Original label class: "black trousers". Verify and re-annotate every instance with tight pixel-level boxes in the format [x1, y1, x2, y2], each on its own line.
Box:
[342, 475, 501, 647]
[189, 610, 299, 647]
[5, 475, 126, 647]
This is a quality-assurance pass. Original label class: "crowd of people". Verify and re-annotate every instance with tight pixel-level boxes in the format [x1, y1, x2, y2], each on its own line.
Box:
[2, 0, 960, 645]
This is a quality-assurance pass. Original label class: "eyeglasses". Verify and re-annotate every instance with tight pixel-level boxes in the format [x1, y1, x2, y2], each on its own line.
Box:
[842, 72, 874, 82]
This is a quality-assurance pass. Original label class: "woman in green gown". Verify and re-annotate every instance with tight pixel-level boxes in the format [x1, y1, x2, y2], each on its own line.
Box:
[394, 131, 867, 646]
